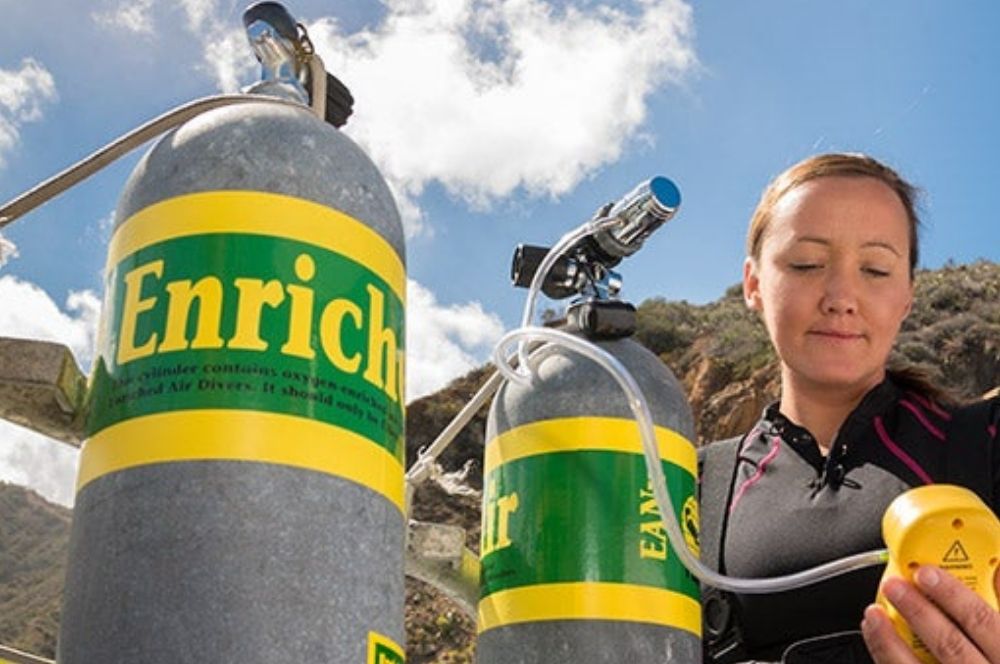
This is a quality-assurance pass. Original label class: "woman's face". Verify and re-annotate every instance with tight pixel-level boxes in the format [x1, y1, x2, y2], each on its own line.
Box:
[744, 176, 914, 396]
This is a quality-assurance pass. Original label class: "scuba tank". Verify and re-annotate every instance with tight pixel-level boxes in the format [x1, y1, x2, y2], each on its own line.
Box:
[478, 179, 703, 663]
[58, 3, 406, 662]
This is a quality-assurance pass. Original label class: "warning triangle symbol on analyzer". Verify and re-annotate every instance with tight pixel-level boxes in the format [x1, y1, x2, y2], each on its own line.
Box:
[942, 540, 970, 563]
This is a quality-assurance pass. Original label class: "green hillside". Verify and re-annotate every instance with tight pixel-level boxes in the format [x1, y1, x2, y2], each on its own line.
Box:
[0, 484, 70, 659]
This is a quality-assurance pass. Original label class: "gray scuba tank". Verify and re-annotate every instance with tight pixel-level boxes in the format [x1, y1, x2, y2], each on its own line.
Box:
[478, 331, 702, 663]
[58, 4, 406, 662]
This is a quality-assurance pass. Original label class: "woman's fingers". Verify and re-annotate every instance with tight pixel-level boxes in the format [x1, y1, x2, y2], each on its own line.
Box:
[909, 566, 1000, 664]
[864, 568, 998, 664]
[862, 603, 923, 664]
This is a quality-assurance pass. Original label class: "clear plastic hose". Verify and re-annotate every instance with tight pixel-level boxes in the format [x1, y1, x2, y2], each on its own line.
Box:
[494, 238, 889, 595]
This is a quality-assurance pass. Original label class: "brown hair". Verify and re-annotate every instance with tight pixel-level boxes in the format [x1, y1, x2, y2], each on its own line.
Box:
[747, 153, 921, 278]
[885, 364, 960, 408]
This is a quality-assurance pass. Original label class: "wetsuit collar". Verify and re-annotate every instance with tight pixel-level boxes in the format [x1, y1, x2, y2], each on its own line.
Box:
[758, 377, 902, 483]
[761, 377, 900, 443]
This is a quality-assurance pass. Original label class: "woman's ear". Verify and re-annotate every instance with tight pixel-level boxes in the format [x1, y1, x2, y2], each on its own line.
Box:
[743, 257, 762, 311]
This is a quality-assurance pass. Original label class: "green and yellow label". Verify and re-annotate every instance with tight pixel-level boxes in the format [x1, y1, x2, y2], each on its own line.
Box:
[82, 191, 406, 510]
[478, 417, 700, 636]
[367, 631, 405, 664]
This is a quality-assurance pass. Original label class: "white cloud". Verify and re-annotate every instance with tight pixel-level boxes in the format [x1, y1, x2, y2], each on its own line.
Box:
[89, 0, 696, 235]
[0, 276, 101, 507]
[406, 278, 505, 400]
[202, 26, 259, 93]
[179, 0, 219, 33]
[92, 0, 256, 93]
[0, 423, 78, 507]
[0, 58, 58, 168]
[0, 59, 56, 121]
[0, 276, 101, 367]
[97, 209, 116, 234]
[307, 0, 697, 234]
[91, 0, 217, 38]
[385, 178, 429, 238]
[0, 233, 18, 268]
[93, 0, 156, 35]
[173, 0, 258, 94]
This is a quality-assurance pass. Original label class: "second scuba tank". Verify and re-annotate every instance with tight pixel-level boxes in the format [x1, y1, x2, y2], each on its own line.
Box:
[58, 4, 406, 662]
[478, 333, 701, 663]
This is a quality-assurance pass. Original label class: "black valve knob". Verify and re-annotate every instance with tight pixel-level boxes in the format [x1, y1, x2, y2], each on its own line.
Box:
[511, 244, 580, 300]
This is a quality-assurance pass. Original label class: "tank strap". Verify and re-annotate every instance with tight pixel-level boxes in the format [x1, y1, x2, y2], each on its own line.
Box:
[0, 95, 309, 230]
[699, 436, 742, 572]
[698, 436, 747, 663]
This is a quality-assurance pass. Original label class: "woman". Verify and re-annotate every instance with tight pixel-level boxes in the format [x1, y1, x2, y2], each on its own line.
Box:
[698, 153, 1000, 664]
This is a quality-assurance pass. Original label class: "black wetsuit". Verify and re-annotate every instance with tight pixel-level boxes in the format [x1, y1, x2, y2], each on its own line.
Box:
[699, 377, 1000, 663]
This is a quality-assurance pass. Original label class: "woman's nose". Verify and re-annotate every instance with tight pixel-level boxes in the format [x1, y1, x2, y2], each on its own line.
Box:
[820, 269, 858, 315]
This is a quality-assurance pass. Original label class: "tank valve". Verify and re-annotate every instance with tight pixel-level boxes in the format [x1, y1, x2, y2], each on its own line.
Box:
[242, 1, 354, 127]
[510, 176, 680, 337]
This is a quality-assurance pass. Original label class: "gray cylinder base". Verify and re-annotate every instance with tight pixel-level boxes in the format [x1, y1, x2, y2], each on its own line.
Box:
[58, 462, 404, 663]
[477, 621, 701, 664]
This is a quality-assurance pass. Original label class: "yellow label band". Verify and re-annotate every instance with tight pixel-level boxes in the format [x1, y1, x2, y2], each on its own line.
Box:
[477, 581, 701, 636]
[367, 631, 405, 664]
[484, 417, 697, 476]
[78, 409, 405, 512]
[107, 191, 405, 303]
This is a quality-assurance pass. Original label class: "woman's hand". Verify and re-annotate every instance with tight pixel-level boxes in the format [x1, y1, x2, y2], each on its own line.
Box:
[861, 565, 1000, 663]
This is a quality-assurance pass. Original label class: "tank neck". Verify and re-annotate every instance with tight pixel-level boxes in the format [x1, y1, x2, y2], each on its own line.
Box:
[242, 80, 309, 105]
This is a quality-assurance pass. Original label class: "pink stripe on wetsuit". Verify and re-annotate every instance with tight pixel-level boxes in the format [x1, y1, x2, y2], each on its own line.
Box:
[899, 399, 947, 441]
[728, 435, 781, 515]
[906, 391, 952, 421]
[874, 415, 934, 485]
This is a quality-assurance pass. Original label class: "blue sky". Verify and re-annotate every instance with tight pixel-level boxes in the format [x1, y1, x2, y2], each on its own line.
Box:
[1, 0, 998, 504]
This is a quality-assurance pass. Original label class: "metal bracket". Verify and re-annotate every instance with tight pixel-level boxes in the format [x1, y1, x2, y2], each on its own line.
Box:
[0, 643, 55, 664]
[0, 337, 86, 445]
[406, 520, 480, 619]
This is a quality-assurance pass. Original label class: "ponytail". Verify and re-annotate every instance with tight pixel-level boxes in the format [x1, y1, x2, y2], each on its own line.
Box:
[886, 364, 961, 408]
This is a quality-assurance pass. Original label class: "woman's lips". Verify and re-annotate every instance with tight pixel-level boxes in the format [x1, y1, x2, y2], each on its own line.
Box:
[808, 329, 863, 340]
